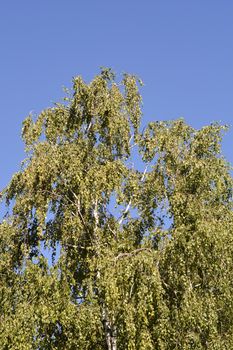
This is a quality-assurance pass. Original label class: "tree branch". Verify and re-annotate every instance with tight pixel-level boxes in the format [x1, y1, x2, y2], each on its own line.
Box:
[118, 164, 149, 225]
[114, 247, 152, 261]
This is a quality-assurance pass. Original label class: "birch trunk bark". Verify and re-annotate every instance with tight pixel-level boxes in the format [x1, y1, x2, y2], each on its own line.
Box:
[93, 199, 117, 350]
[102, 306, 117, 350]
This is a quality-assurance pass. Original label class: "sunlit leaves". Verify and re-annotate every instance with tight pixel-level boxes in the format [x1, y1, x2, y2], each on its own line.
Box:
[1, 70, 233, 349]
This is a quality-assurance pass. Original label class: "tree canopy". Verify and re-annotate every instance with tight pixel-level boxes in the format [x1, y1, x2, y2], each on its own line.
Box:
[1, 69, 233, 349]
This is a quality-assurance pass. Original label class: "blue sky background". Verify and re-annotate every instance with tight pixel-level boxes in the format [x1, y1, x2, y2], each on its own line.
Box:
[0, 0, 232, 191]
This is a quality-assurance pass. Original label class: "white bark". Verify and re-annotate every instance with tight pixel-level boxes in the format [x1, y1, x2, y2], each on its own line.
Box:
[102, 306, 117, 350]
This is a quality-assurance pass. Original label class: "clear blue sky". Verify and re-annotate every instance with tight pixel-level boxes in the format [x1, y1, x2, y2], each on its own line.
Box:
[1, 0, 233, 190]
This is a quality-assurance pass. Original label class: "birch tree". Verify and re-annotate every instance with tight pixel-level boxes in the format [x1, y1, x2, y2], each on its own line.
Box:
[1, 69, 233, 349]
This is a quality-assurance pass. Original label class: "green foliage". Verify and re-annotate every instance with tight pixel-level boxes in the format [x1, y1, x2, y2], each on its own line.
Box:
[1, 70, 233, 349]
